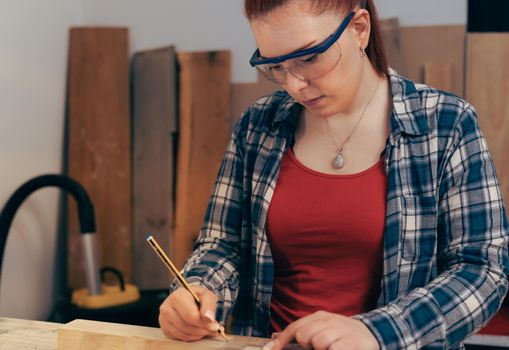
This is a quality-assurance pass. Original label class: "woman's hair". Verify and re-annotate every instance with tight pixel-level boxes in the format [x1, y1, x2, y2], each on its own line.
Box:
[244, 0, 388, 77]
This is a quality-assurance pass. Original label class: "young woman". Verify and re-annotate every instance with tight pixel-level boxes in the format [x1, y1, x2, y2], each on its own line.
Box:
[158, 1, 509, 349]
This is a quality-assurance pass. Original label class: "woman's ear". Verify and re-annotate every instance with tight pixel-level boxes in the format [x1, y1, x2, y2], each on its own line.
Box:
[352, 9, 371, 49]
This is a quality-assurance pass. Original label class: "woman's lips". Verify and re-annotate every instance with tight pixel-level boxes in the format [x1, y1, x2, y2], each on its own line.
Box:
[301, 96, 324, 107]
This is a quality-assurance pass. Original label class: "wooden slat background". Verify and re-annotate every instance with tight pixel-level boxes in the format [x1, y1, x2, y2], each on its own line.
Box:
[423, 63, 453, 92]
[398, 25, 465, 97]
[132, 46, 177, 289]
[466, 33, 509, 207]
[67, 28, 132, 289]
[173, 51, 232, 269]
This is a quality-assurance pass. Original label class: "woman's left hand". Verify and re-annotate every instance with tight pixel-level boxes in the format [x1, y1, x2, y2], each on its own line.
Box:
[263, 311, 380, 350]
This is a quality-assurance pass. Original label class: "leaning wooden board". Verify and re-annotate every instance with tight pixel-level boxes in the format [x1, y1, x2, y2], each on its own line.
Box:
[132, 46, 177, 289]
[173, 51, 232, 268]
[67, 28, 132, 288]
[466, 33, 509, 208]
[57, 319, 276, 350]
[398, 25, 465, 97]
[423, 63, 453, 93]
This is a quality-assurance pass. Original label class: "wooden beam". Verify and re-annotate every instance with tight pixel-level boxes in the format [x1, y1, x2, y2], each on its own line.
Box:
[57, 319, 273, 350]
[231, 73, 278, 126]
[423, 63, 453, 92]
[67, 27, 132, 289]
[380, 18, 406, 74]
[398, 25, 465, 97]
[132, 46, 177, 289]
[173, 51, 232, 268]
[466, 33, 509, 209]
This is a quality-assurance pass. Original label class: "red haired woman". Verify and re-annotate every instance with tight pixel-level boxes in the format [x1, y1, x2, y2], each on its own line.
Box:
[159, 1, 509, 349]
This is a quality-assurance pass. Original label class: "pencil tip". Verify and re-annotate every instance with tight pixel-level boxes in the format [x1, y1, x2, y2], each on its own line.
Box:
[146, 233, 152, 241]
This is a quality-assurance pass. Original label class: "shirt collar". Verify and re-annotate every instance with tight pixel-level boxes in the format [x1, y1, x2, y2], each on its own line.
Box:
[388, 68, 430, 137]
[270, 68, 431, 137]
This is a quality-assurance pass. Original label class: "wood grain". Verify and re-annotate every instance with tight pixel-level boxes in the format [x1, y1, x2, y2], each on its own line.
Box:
[67, 28, 132, 289]
[398, 25, 465, 97]
[173, 51, 232, 268]
[423, 63, 453, 92]
[0, 318, 58, 350]
[0, 317, 504, 350]
[231, 73, 278, 126]
[466, 33, 509, 208]
[132, 46, 177, 289]
[57, 319, 270, 350]
[380, 18, 406, 74]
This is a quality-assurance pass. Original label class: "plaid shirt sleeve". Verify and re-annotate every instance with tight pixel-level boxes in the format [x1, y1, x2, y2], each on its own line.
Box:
[355, 104, 509, 349]
[169, 119, 246, 323]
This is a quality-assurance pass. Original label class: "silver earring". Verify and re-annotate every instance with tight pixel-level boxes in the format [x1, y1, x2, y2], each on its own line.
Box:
[360, 45, 365, 58]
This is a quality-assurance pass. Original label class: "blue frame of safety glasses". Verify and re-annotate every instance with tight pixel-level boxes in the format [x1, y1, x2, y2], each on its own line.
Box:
[249, 11, 355, 66]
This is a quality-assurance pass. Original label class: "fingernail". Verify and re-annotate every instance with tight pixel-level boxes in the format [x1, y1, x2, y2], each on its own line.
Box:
[204, 310, 216, 322]
[271, 332, 280, 339]
[263, 341, 274, 350]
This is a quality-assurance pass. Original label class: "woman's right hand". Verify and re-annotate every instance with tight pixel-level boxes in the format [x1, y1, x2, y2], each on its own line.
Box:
[159, 285, 222, 341]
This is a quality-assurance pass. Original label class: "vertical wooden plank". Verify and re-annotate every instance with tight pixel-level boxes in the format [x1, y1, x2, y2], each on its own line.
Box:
[398, 25, 465, 97]
[231, 73, 278, 125]
[67, 28, 132, 289]
[131, 47, 177, 289]
[423, 63, 453, 92]
[174, 51, 232, 268]
[466, 33, 509, 207]
[380, 18, 406, 74]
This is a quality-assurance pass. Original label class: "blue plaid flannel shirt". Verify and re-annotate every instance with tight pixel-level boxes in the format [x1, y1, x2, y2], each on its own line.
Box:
[171, 69, 509, 349]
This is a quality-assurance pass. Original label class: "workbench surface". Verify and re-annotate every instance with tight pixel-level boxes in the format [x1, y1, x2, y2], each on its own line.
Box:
[1, 317, 507, 350]
[0, 317, 59, 349]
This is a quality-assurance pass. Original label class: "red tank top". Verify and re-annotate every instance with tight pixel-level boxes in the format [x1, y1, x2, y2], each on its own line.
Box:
[266, 148, 386, 332]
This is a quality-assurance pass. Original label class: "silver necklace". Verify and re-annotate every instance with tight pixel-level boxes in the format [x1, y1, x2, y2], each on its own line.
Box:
[324, 79, 381, 169]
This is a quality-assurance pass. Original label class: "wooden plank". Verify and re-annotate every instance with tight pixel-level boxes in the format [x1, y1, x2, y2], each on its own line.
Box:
[231, 73, 278, 125]
[466, 33, 509, 209]
[132, 47, 177, 289]
[380, 18, 406, 74]
[173, 51, 232, 268]
[423, 63, 453, 92]
[67, 28, 132, 289]
[398, 25, 465, 97]
[0, 317, 59, 350]
[57, 319, 273, 350]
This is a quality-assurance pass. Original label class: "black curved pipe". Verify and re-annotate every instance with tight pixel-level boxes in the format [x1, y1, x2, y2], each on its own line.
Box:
[0, 174, 96, 279]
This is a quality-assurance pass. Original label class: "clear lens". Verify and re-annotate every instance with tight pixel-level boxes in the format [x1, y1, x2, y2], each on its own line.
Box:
[256, 43, 342, 84]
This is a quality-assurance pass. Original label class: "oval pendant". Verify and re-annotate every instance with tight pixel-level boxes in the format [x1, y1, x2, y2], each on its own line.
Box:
[333, 154, 344, 169]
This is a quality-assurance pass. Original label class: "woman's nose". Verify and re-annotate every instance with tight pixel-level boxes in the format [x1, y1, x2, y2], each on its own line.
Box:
[283, 70, 309, 93]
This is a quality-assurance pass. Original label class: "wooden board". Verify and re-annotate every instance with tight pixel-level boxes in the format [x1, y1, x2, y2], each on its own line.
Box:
[67, 28, 132, 289]
[132, 46, 177, 289]
[57, 319, 273, 350]
[398, 25, 465, 97]
[173, 51, 232, 268]
[423, 63, 453, 92]
[380, 18, 406, 74]
[466, 33, 509, 209]
[0, 317, 58, 350]
[231, 73, 278, 125]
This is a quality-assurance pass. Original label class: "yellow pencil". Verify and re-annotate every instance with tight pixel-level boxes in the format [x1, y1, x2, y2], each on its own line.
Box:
[146, 234, 229, 342]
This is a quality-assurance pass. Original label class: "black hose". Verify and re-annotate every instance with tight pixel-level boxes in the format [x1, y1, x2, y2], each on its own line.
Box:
[0, 174, 96, 282]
